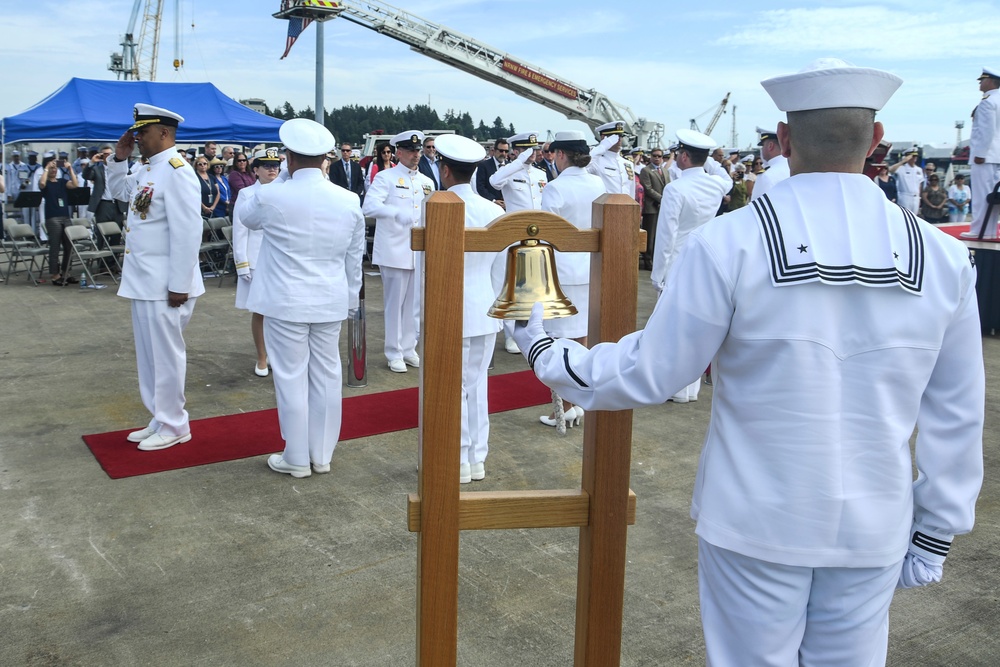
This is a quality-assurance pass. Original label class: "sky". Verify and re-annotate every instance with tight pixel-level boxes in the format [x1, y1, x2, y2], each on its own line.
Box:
[2, 0, 997, 150]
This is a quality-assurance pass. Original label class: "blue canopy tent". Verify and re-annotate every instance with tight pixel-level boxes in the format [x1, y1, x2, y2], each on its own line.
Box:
[2, 78, 282, 144]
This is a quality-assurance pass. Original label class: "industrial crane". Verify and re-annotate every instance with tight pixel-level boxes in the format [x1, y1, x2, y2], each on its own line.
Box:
[689, 92, 730, 137]
[276, 0, 665, 147]
[109, 0, 183, 81]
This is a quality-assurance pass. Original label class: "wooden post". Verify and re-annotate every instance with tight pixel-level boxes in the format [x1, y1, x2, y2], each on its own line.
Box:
[415, 192, 466, 666]
[573, 194, 641, 666]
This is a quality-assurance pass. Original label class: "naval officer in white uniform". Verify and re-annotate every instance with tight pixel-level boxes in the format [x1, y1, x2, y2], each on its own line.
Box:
[515, 58, 984, 667]
[232, 147, 282, 377]
[241, 119, 366, 478]
[748, 126, 789, 202]
[107, 104, 205, 451]
[587, 120, 636, 198]
[963, 66, 1000, 239]
[362, 130, 435, 373]
[436, 134, 505, 483]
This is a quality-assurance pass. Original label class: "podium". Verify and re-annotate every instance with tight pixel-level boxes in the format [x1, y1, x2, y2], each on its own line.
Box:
[409, 193, 646, 666]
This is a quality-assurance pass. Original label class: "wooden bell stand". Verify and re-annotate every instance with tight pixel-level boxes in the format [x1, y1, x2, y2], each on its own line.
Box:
[409, 192, 644, 666]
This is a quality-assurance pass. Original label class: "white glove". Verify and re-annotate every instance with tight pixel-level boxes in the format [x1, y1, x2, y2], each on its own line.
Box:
[592, 135, 618, 157]
[897, 551, 943, 589]
[516, 147, 534, 165]
[237, 267, 252, 281]
[513, 302, 551, 369]
[347, 308, 359, 319]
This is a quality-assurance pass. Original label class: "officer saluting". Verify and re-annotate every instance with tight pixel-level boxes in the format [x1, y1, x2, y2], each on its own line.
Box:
[107, 103, 204, 451]
[362, 130, 435, 373]
[586, 120, 636, 197]
[241, 119, 366, 478]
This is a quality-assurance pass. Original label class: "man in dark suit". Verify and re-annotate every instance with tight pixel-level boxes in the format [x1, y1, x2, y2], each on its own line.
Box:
[82, 145, 128, 224]
[417, 135, 441, 190]
[535, 141, 559, 182]
[637, 147, 669, 270]
[330, 142, 366, 201]
[474, 138, 509, 208]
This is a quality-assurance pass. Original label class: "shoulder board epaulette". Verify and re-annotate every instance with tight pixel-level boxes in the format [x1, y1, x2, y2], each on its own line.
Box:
[169, 157, 185, 169]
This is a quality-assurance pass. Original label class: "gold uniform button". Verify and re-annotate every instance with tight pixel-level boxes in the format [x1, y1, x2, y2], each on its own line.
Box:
[125, 249, 130, 254]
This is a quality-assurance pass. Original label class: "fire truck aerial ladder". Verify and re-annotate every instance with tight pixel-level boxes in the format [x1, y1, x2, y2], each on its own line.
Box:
[281, 0, 665, 147]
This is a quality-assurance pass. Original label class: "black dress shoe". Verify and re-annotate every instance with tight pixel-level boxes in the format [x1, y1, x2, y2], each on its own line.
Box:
[51, 278, 66, 286]
[64, 275, 79, 284]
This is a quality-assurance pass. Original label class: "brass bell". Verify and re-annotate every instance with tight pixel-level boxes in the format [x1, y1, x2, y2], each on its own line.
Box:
[488, 240, 577, 320]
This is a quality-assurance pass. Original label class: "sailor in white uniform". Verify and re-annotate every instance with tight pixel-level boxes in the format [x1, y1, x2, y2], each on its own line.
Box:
[436, 134, 505, 483]
[362, 130, 435, 373]
[232, 147, 282, 377]
[889, 148, 924, 214]
[749, 126, 790, 202]
[241, 119, 366, 478]
[489, 131, 548, 354]
[107, 104, 205, 451]
[587, 120, 636, 197]
[963, 67, 1000, 239]
[650, 129, 732, 403]
[514, 58, 984, 667]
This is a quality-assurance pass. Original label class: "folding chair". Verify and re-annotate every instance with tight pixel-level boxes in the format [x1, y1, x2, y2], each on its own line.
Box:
[216, 225, 236, 287]
[64, 224, 118, 286]
[199, 218, 228, 276]
[2, 218, 33, 280]
[95, 221, 127, 271]
[4, 223, 49, 286]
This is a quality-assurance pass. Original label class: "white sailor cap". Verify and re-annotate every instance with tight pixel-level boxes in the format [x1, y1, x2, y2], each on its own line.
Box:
[252, 147, 282, 164]
[11, 150, 20, 156]
[596, 120, 627, 136]
[742, 153, 756, 162]
[727, 148, 740, 155]
[761, 58, 902, 112]
[129, 103, 184, 131]
[279, 118, 335, 156]
[549, 130, 590, 153]
[756, 127, 778, 145]
[674, 128, 716, 152]
[42, 151, 55, 159]
[979, 67, 1000, 80]
[507, 132, 542, 148]
[435, 134, 486, 165]
[390, 131, 424, 150]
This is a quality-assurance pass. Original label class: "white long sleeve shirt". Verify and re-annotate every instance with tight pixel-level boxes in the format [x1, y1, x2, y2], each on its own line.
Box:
[527, 173, 984, 569]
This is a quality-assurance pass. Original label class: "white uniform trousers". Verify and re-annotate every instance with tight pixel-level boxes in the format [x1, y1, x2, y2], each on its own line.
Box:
[264, 318, 343, 468]
[131, 297, 197, 437]
[698, 539, 899, 667]
[672, 377, 701, 402]
[462, 333, 496, 466]
[897, 192, 919, 214]
[969, 161, 1000, 237]
[380, 266, 418, 361]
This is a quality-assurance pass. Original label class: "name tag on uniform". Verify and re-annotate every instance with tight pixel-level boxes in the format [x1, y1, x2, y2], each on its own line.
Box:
[395, 184, 409, 190]
[513, 178, 527, 184]
[58, 198, 65, 207]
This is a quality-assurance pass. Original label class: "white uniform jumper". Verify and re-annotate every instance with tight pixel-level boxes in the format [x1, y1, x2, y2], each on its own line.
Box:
[448, 183, 504, 467]
[749, 154, 790, 202]
[362, 163, 435, 363]
[524, 173, 984, 665]
[969, 87, 1000, 237]
[106, 148, 205, 438]
[241, 168, 365, 469]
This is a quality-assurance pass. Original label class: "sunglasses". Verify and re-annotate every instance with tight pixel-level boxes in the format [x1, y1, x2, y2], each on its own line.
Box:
[236, 158, 247, 163]
[495, 149, 509, 153]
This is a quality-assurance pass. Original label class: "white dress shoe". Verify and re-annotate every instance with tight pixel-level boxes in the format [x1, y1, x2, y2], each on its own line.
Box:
[267, 454, 311, 478]
[539, 414, 559, 427]
[470, 462, 485, 481]
[254, 364, 270, 377]
[505, 338, 520, 354]
[403, 355, 420, 368]
[669, 392, 689, 404]
[137, 431, 192, 451]
[388, 359, 407, 373]
[127, 426, 157, 443]
[311, 462, 331, 474]
[460, 462, 472, 484]
[567, 406, 583, 427]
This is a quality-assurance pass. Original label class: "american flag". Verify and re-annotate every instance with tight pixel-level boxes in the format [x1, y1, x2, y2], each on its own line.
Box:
[280, 17, 313, 60]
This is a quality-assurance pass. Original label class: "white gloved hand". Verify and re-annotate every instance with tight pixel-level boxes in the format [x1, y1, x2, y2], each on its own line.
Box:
[897, 551, 944, 589]
[237, 267, 252, 282]
[592, 135, 618, 156]
[513, 302, 551, 369]
[516, 147, 534, 165]
[347, 308, 359, 319]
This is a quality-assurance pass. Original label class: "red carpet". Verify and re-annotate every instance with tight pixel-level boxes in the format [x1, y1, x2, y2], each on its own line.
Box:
[82, 370, 551, 479]
[938, 222, 1000, 242]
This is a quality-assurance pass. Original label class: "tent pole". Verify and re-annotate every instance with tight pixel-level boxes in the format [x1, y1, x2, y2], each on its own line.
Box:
[315, 22, 324, 125]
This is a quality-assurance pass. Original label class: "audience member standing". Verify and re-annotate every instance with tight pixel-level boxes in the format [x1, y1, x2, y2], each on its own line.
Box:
[474, 138, 508, 207]
[227, 152, 256, 216]
[874, 163, 898, 203]
[83, 146, 128, 225]
[330, 142, 365, 201]
[38, 153, 79, 285]
[209, 159, 231, 218]
[947, 173, 971, 222]
[638, 147, 669, 270]
[417, 135, 441, 190]
[963, 67, 1000, 239]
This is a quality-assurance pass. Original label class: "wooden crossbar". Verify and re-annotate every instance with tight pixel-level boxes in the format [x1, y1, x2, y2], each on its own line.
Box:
[406, 489, 637, 532]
